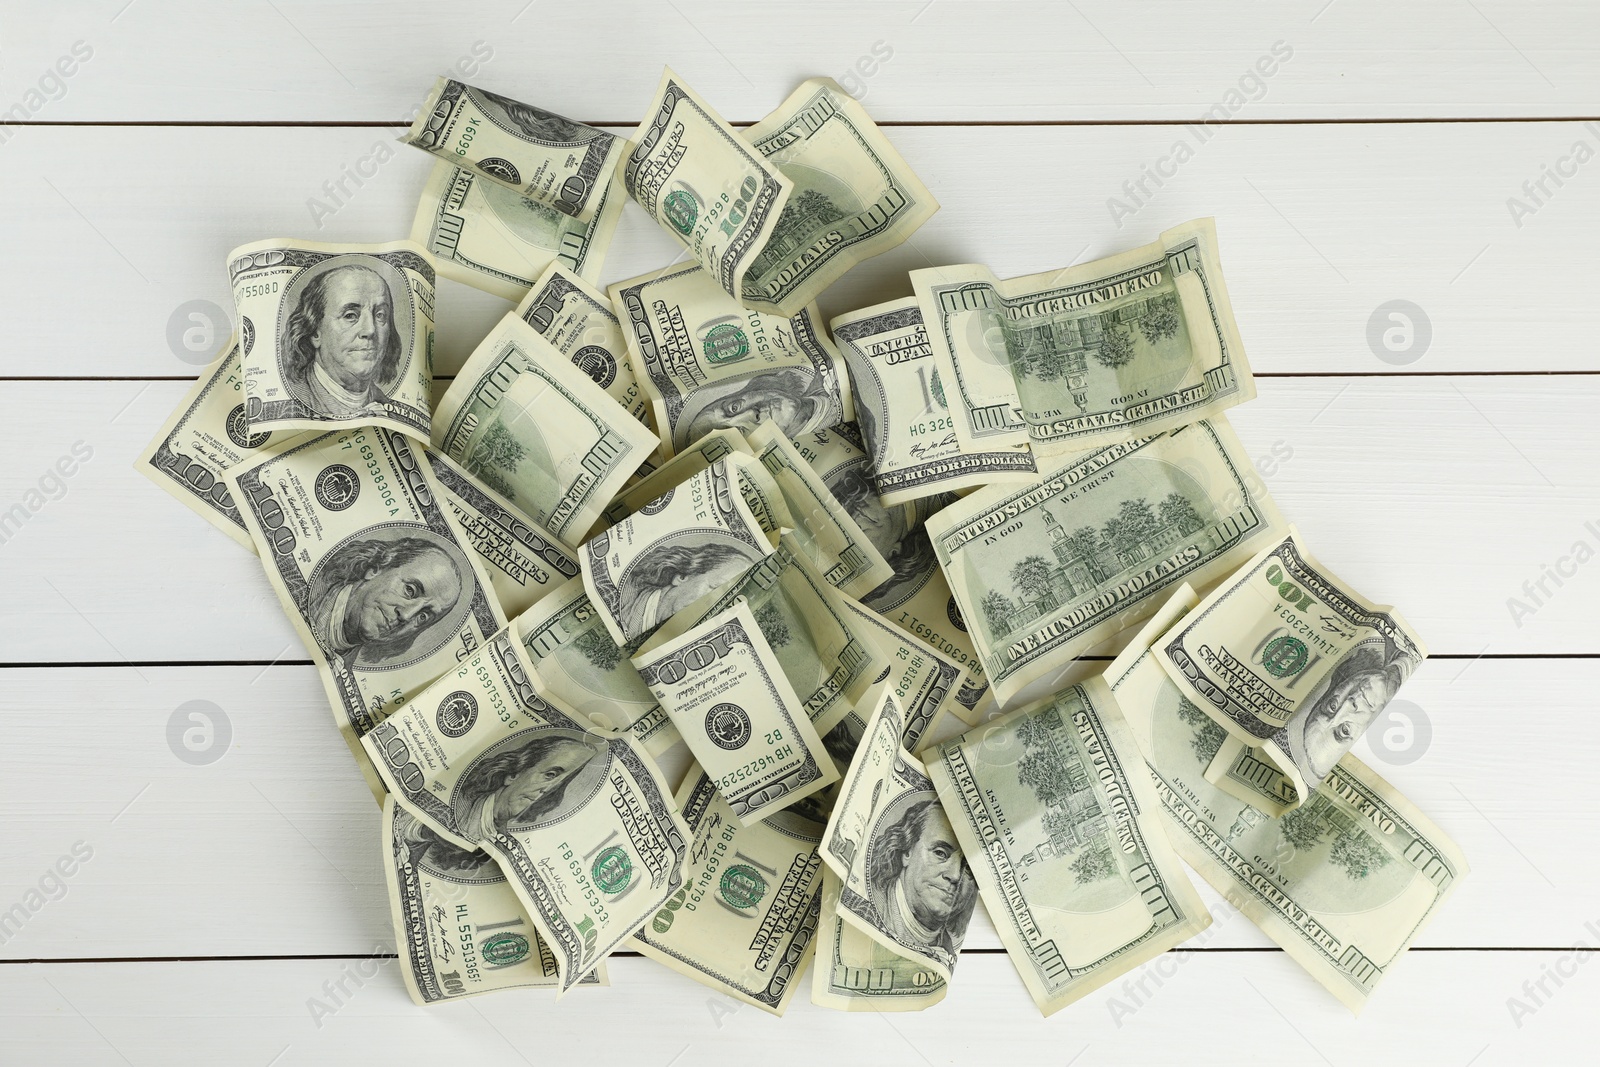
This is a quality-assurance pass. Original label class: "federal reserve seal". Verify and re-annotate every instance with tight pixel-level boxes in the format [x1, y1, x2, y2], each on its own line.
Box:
[225, 403, 270, 449]
[477, 157, 521, 186]
[1260, 635, 1310, 678]
[705, 703, 752, 750]
[313, 464, 360, 511]
[702, 324, 749, 365]
[240, 315, 255, 356]
[719, 864, 767, 911]
[592, 845, 634, 894]
[571, 345, 617, 389]
[436, 691, 478, 738]
[480, 932, 530, 966]
[637, 488, 673, 516]
[663, 189, 698, 235]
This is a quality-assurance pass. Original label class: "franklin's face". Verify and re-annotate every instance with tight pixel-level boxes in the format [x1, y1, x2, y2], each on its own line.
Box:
[314, 268, 392, 390]
[1303, 672, 1387, 773]
[655, 556, 750, 620]
[493, 739, 597, 824]
[900, 807, 965, 927]
[842, 480, 910, 559]
[345, 549, 461, 646]
[696, 381, 807, 438]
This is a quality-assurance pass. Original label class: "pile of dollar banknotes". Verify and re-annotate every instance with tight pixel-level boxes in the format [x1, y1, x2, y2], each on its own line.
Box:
[139, 69, 1467, 1017]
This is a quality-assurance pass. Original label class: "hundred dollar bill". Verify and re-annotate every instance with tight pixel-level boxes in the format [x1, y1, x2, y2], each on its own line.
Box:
[363, 626, 689, 993]
[646, 537, 883, 741]
[912, 218, 1255, 458]
[624, 67, 793, 301]
[635, 600, 838, 823]
[225, 427, 507, 764]
[410, 158, 621, 300]
[601, 428, 750, 528]
[136, 348, 574, 624]
[581, 454, 776, 645]
[1107, 588, 1468, 1013]
[1152, 529, 1428, 813]
[611, 262, 853, 456]
[928, 677, 1212, 1016]
[926, 418, 1289, 706]
[515, 262, 651, 426]
[632, 769, 826, 1014]
[425, 448, 578, 619]
[835, 599, 961, 761]
[747, 420, 891, 599]
[831, 296, 1035, 504]
[822, 691, 977, 989]
[792, 424, 989, 717]
[137, 338, 303, 550]
[515, 575, 679, 757]
[434, 312, 657, 546]
[402, 78, 626, 222]
[228, 238, 435, 439]
[739, 77, 939, 316]
[382, 796, 606, 1004]
[812, 866, 947, 1011]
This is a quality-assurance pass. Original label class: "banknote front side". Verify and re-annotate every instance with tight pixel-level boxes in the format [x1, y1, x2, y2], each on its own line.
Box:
[403, 78, 625, 221]
[913, 218, 1254, 458]
[624, 68, 793, 301]
[635, 600, 838, 823]
[927, 418, 1288, 705]
[138, 339, 300, 550]
[647, 537, 883, 741]
[1108, 589, 1467, 1013]
[515, 576, 678, 756]
[822, 691, 978, 984]
[1153, 530, 1427, 812]
[228, 238, 436, 439]
[739, 77, 939, 316]
[434, 313, 657, 546]
[610, 263, 852, 456]
[632, 770, 825, 1015]
[226, 428, 506, 756]
[832, 296, 1035, 505]
[410, 159, 621, 298]
[811, 867, 949, 1011]
[515, 262, 652, 425]
[928, 678, 1211, 1016]
[363, 627, 689, 993]
[382, 796, 605, 1004]
[582, 455, 776, 646]
[425, 448, 579, 619]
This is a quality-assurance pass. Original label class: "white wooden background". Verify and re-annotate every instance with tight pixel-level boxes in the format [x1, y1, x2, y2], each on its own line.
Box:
[3, 2, 1597, 1063]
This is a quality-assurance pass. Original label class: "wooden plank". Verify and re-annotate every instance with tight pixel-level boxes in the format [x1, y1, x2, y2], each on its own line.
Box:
[4, 1, 1598, 122]
[3, 121, 1600, 377]
[1, 951, 1589, 1063]
[0, 659, 1586, 957]
[1, 377, 1593, 662]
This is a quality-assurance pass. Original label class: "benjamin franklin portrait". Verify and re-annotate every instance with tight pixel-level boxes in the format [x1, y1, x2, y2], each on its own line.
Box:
[308, 535, 467, 667]
[1282, 636, 1411, 783]
[866, 796, 978, 970]
[680, 367, 836, 447]
[283, 260, 405, 418]
[453, 729, 609, 841]
[615, 538, 763, 638]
